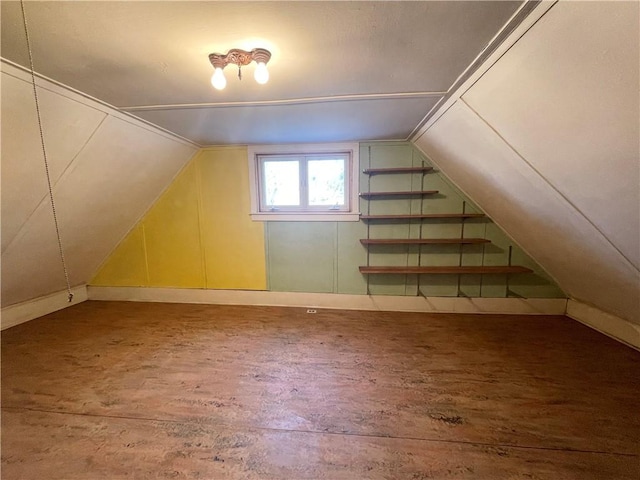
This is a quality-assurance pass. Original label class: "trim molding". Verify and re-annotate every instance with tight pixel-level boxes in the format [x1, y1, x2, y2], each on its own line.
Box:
[8, 288, 636, 353]
[87, 286, 567, 315]
[120, 91, 447, 112]
[1, 285, 88, 330]
[410, 0, 556, 142]
[566, 299, 640, 351]
[1, 58, 200, 148]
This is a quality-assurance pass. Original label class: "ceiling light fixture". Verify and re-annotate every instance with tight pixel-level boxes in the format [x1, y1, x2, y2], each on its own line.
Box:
[208, 48, 272, 90]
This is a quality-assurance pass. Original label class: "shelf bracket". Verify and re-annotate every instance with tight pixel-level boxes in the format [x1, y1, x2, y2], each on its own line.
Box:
[506, 288, 525, 299]
[505, 245, 512, 298]
[457, 285, 469, 298]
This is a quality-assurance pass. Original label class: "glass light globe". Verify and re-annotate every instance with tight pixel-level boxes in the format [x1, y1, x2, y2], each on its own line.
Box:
[211, 67, 226, 90]
[254, 62, 269, 84]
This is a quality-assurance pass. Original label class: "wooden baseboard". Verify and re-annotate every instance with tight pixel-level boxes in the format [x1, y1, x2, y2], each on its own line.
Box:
[1, 286, 88, 330]
[7, 287, 636, 352]
[87, 286, 567, 315]
[566, 299, 640, 351]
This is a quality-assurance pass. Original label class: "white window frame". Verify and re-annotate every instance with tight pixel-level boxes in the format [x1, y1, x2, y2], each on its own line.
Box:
[248, 143, 360, 222]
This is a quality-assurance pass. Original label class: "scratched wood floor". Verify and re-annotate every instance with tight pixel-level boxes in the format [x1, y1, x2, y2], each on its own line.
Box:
[2, 301, 639, 479]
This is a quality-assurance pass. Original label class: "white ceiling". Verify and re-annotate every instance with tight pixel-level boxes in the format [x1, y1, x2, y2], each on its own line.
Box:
[1, 0, 524, 145]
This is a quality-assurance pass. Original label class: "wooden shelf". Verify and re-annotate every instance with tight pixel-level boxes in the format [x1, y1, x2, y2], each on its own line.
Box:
[360, 238, 491, 245]
[359, 266, 533, 275]
[363, 167, 434, 175]
[360, 213, 485, 220]
[360, 190, 439, 198]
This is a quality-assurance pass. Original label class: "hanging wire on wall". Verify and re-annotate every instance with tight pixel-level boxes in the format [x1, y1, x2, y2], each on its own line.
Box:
[20, 0, 73, 302]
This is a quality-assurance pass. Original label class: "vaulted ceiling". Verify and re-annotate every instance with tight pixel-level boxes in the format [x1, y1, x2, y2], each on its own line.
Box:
[1, 0, 524, 145]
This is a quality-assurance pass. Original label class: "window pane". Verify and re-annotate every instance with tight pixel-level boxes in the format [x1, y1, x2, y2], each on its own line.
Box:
[263, 160, 300, 206]
[308, 159, 345, 206]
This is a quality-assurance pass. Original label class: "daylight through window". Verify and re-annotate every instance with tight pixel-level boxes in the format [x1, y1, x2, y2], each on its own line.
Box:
[248, 143, 359, 221]
[259, 154, 348, 212]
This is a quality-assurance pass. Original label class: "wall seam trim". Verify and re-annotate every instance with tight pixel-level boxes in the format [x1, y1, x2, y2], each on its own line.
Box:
[333, 222, 339, 294]
[459, 97, 639, 273]
[120, 91, 447, 112]
[1, 59, 201, 148]
[1, 103, 109, 255]
[142, 224, 150, 286]
[409, 0, 558, 143]
[264, 221, 271, 291]
[194, 158, 208, 288]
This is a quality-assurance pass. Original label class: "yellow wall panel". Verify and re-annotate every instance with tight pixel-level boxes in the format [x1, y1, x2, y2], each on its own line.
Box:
[197, 147, 266, 290]
[91, 224, 148, 286]
[91, 142, 560, 300]
[143, 162, 205, 288]
[90, 147, 265, 290]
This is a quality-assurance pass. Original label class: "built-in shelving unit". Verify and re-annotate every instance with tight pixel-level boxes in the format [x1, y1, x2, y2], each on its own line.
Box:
[359, 266, 533, 275]
[360, 213, 484, 220]
[363, 166, 434, 175]
[359, 163, 533, 296]
[360, 238, 490, 245]
[359, 190, 439, 198]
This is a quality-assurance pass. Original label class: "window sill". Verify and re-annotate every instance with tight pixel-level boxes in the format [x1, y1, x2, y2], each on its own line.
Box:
[250, 212, 361, 222]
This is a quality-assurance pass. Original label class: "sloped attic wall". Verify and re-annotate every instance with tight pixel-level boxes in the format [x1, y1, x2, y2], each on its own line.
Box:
[414, 1, 639, 325]
[1, 61, 198, 308]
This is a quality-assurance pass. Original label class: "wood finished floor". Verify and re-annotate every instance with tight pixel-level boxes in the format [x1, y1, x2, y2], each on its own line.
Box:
[1, 301, 639, 479]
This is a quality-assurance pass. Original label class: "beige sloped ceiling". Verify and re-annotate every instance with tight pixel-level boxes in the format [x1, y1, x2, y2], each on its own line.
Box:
[1, 62, 198, 307]
[414, 1, 639, 325]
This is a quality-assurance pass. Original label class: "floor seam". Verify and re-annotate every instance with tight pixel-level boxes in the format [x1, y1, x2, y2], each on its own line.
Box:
[3, 405, 637, 458]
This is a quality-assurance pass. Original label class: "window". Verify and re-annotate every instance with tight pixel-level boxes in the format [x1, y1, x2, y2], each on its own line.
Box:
[248, 143, 360, 221]
[260, 154, 347, 211]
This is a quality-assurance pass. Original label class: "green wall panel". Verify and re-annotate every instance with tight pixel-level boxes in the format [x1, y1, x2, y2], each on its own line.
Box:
[336, 221, 368, 294]
[267, 222, 336, 293]
[262, 142, 565, 299]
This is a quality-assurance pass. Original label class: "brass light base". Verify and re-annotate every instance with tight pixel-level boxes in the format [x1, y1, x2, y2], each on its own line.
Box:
[209, 48, 271, 69]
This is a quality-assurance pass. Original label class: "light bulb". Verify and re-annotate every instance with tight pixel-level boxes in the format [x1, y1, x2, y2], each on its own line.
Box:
[211, 67, 226, 90]
[254, 62, 269, 84]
